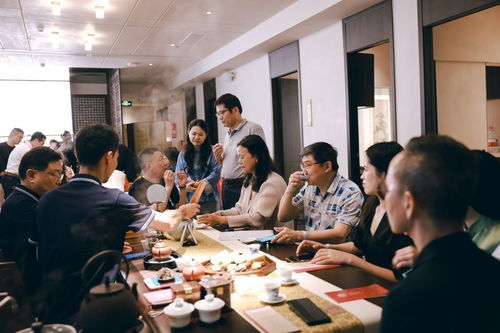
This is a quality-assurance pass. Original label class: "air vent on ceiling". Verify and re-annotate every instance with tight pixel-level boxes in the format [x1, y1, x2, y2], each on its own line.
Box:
[179, 33, 206, 46]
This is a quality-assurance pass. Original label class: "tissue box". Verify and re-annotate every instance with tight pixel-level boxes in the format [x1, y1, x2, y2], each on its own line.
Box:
[199, 276, 231, 311]
[171, 281, 201, 303]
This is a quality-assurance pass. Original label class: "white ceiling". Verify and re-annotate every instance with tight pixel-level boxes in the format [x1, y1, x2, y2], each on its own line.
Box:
[0, 0, 297, 82]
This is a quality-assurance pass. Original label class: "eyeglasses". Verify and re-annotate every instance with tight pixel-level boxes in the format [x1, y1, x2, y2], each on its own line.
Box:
[46, 171, 64, 180]
[300, 162, 320, 170]
[215, 109, 230, 117]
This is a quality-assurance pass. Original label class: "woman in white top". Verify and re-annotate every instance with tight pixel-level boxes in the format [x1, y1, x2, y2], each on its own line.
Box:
[198, 135, 288, 229]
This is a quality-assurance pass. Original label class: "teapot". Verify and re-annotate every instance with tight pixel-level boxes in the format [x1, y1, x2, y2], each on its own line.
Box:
[77, 250, 141, 333]
[182, 258, 205, 281]
[151, 240, 173, 261]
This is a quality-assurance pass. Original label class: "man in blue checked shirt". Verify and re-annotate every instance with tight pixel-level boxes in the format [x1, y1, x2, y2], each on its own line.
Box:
[273, 142, 363, 244]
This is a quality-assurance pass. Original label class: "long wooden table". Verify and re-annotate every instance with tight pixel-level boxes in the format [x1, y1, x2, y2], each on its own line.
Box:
[128, 230, 396, 332]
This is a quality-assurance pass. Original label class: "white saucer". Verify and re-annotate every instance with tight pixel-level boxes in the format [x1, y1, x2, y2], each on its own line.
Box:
[259, 293, 286, 304]
[280, 278, 298, 286]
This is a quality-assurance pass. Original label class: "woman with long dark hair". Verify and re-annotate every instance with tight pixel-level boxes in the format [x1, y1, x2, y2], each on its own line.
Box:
[176, 119, 220, 214]
[296, 141, 413, 282]
[198, 135, 290, 229]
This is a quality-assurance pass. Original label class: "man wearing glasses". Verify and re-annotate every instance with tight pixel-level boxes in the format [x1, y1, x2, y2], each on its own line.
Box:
[273, 142, 363, 244]
[0, 146, 63, 294]
[213, 93, 265, 209]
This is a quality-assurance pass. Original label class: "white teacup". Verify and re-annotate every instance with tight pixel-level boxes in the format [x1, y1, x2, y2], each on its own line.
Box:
[278, 267, 293, 282]
[248, 243, 260, 255]
[264, 281, 281, 301]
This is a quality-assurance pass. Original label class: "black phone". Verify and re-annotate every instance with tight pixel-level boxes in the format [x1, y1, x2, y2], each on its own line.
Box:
[288, 298, 331, 326]
[284, 253, 315, 262]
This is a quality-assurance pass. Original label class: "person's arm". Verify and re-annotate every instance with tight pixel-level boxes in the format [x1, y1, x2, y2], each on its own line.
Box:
[150, 203, 199, 232]
[212, 144, 224, 165]
[224, 179, 282, 228]
[305, 190, 364, 243]
[311, 248, 397, 282]
[296, 240, 360, 255]
[176, 171, 188, 206]
[277, 171, 305, 221]
[202, 153, 221, 195]
[153, 170, 175, 212]
[198, 188, 244, 225]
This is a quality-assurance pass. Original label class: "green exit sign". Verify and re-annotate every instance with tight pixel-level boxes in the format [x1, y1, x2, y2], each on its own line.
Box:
[121, 101, 132, 107]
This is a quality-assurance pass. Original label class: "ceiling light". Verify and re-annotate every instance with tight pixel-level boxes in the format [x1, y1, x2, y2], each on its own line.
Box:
[84, 41, 92, 51]
[51, 1, 61, 16]
[51, 31, 60, 49]
[206, 11, 212, 15]
[95, 5, 105, 19]
[149, 63, 153, 66]
[84, 33, 94, 51]
[170, 43, 175, 47]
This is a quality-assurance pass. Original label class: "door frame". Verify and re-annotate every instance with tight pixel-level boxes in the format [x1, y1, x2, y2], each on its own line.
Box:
[419, 0, 500, 134]
[343, 0, 396, 186]
[269, 41, 303, 176]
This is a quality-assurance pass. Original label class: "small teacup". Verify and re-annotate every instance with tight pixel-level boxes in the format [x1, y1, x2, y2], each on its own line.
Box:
[248, 243, 260, 255]
[264, 281, 281, 301]
[278, 266, 293, 282]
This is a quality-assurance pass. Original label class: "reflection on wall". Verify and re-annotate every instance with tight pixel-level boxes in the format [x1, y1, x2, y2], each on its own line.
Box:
[358, 88, 391, 157]
[358, 42, 393, 160]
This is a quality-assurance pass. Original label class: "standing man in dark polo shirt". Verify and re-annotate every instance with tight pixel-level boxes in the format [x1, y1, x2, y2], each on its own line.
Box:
[212, 93, 265, 209]
[36, 124, 199, 324]
[381, 135, 500, 333]
[0, 128, 24, 202]
[0, 147, 63, 294]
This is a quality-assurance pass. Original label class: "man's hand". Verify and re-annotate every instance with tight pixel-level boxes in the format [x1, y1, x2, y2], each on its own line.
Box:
[176, 171, 187, 188]
[296, 240, 325, 256]
[64, 166, 74, 180]
[163, 170, 175, 190]
[213, 144, 224, 164]
[392, 246, 418, 269]
[286, 171, 306, 194]
[178, 203, 200, 219]
[311, 248, 352, 265]
[271, 227, 303, 244]
[186, 180, 197, 192]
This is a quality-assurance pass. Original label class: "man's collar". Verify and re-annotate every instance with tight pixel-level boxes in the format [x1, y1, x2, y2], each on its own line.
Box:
[414, 232, 471, 267]
[13, 184, 41, 201]
[70, 173, 102, 185]
[228, 119, 248, 135]
[314, 173, 340, 196]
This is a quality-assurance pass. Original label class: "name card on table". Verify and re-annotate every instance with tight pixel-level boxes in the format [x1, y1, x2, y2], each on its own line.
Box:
[244, 306, 299, 333]
[326, 284, 388, 303]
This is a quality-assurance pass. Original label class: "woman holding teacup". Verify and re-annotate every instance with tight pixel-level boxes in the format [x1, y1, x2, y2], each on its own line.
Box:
[296, 142, 413, 282]
[198, 135, 289, 229]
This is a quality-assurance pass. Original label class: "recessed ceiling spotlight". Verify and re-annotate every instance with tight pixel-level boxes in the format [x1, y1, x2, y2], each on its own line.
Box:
[51, 31, 60, 49]
[84, 33, 94, 51]
[51, 1, 61, 16]
[206, 11, 212, 15]
[149, 63, 153, 66]
[95, 5, 105, 19]
[170, 43, 175, 47]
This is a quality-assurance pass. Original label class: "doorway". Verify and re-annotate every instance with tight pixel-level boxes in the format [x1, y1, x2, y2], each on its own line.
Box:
[272, 72, 302, 180]
[344, 1, 396, 187]
[421, 1, 500, 156]
[203, 79, 218, 145]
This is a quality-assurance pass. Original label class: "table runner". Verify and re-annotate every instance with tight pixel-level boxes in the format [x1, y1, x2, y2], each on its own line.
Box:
[160, 230, 364, 332]
[232, 281, 364, 333]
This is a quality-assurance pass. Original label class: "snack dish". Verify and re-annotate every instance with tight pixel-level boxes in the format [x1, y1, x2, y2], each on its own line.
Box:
[204, 250, 275, 276]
